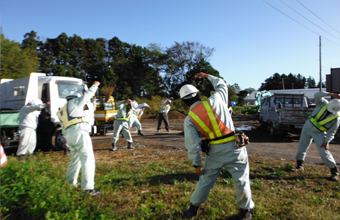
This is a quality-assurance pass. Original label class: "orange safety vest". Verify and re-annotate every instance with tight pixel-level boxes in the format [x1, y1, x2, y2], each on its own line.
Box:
[188, 101, 235, 145]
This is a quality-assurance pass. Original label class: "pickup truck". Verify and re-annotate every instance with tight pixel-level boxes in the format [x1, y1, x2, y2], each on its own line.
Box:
[258, 93, 314, 136]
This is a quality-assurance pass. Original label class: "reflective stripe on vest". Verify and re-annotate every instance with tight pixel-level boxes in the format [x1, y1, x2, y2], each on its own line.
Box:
[188, 101, 235, 145]
[309, 104, 339, 132]
[57, 104, 87, 129]
[115, 105, 132, 121]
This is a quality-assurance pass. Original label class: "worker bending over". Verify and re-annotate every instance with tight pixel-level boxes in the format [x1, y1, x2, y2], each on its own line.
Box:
[180, 72, 254, 220]
[17, 99, 49, 160]
[109, 99, 138, 151]
[57, 81, 101, 196]
[130, 102, 151, 136]
[293, 91, 340, 181]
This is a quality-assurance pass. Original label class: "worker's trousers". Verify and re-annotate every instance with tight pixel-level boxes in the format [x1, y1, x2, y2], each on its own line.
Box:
[17, 128, 37, 156]
[296, 123, 337, 168]
[112, 120, 132, 143]
[64, 128, 95, 190]
[131, 114, 142, 131]
[190, 143, 255, 210]
[157, 113, 169, 130]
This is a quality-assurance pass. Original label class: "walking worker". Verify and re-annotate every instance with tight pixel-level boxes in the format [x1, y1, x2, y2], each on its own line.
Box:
[179, 72, 254, 220]
[57, 81, 101, 196]
[16, 99, 49, 160]
[131, 102, 151, 136]
[157, 97, 173, 132]
[292, 91, 340, 181]
[109, 99, 138, 151]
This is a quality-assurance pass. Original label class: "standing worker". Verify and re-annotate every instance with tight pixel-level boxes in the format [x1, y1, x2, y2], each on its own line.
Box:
[57, 81, 101, 196]
[157, 97, 173, 132]
[292, 91, 340, 181]
[109, 99, 138, 151]
[179, 72, 254, 219]
[17, 99, 49, 160]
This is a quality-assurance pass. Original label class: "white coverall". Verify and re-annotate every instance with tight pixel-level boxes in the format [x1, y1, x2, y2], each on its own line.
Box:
[184, 75, 255, 210]
[130, 108, 144, 131]
[60, 85, 98, 190]
[17, 101, 45, 156]
[296, 91, 340, 168]
[111, 101, 133, 144]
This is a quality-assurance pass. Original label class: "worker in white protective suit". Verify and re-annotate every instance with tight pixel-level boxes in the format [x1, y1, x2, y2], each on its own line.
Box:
[180, 72, 254, 220]
[292, 91, 340, 181]
[17, 99, 49, 160]
[57, 81, 101, 196]
[130, 102, 151, 136]
[109, 99, 138, 151]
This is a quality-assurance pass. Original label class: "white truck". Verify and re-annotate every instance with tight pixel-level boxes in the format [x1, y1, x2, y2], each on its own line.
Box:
[258, 93, 314, 136]
[0, 73, 96, 151]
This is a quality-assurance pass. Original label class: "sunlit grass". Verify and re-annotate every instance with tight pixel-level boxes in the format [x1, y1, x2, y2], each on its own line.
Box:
[1, 149, 340, 219]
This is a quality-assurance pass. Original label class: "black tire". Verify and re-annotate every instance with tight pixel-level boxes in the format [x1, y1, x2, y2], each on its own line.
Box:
[269, 123, 277, 137]
[51, 128, 65, 151]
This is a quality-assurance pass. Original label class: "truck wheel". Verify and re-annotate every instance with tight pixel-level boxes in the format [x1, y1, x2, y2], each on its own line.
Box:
[269, 123, 277, 137]
[51, 128, 65, 151]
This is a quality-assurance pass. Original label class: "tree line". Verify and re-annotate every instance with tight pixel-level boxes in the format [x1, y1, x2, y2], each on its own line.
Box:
[1, 30, 323, 102]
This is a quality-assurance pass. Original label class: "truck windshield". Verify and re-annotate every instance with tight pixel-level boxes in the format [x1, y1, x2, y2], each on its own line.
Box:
[57, 82, 85, 99]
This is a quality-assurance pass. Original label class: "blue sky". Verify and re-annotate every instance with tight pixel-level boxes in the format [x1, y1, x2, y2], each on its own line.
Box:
[1, 0, 340, 90]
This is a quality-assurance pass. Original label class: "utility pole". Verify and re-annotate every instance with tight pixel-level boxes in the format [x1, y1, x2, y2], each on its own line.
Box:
[282, 78, 285, 90]
[319, 36, 322, 91]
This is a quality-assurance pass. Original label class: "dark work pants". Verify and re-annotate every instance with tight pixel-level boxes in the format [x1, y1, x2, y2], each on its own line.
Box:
[157, 113, 169, 130]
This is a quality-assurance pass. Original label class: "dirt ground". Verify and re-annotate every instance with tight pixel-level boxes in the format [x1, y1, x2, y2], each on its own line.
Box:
[91, 111, 340, 167]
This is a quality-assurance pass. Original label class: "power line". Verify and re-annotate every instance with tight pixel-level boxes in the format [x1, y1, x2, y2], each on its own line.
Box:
[295, 0, 340, 36]
[262, 0, 340, 46]
[278, 0, 340, 41]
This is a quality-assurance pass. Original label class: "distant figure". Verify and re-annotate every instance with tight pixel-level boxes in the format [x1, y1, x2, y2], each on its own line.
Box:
[157, 97, 173, 132]
[228, 101, 236, 115]
[292, 91, 340, 182]
[17, 99, 49, 160]
[109, 99, 138, 151]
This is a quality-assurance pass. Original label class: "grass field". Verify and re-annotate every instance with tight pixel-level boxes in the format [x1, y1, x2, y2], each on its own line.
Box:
[1, 146, 340, 220]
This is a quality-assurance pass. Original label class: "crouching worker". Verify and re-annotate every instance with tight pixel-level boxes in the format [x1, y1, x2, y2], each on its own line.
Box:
[17, 99, 50, 161]
[293, 91, 340, 181]
[57, 81, 101, 196]
[180, 72, 254, 220]
[109, 99, 138, 151]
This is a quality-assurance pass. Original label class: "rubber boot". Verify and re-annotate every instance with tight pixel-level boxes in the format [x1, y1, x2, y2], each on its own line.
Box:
[127, 142, 134, 149]
[239, 208, 252, 220]
[183, 204, 199, 218]
[18, 155, 26, 162]
[330, 167, 339, 181]
[108, 143, 117, 151]
[292, 160, 304, 172]
[138, 130, 144, 136]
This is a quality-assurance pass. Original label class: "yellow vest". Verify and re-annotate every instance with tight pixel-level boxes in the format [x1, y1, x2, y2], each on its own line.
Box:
[115, 105, 132, 121]
[57, 104, 87, 129]
[188, 101, 235, 145]
[309, 104, 339, 132]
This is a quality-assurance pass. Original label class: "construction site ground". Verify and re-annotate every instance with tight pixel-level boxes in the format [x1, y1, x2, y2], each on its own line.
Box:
[90, 111, 340, 167]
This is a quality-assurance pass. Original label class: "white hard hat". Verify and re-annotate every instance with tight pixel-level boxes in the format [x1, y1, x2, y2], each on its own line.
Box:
[180, 84, 199, 99]
[130, 100, 138, 110]
[327, 99, 340, 114]
[28, 99, 43, 106]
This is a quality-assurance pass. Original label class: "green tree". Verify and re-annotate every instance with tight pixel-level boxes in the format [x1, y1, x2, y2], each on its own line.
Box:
[1, 33, 39, 79]
[306, 76, 317, 88]
[260, 73, 306, 90]
[163, 41, 214, 95]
